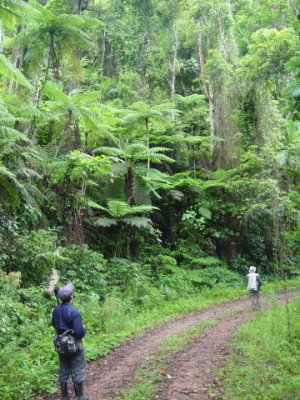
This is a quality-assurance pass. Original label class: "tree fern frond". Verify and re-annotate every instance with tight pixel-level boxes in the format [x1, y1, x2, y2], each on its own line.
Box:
[0, 54, 32, 89]
[106, 199, 131, 218]
[72, 91, 99, 104]
[44, 84, 70, 103]
[95, 146, 123, 157]
[94, 217, 118, 227]
[86, 200, 108, 211]
[0, 126, 29, 143]
[169, 189, 185, 201]
[122, 216, 151, 227]
[124, 143, 148, 157]
[147, 146, 172, 153]
[0, 165, 17, 180]
[16, 167, 41, 180]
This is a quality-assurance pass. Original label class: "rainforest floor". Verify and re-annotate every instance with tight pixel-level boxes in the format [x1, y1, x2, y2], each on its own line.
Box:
[40, 290, 297, 400]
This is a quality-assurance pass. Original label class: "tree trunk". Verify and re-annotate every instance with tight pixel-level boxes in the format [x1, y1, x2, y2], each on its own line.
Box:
[8, 24, 25, 91]
[290, 0, 300, 21]
[28, 35, 54, 138]
[198, 29, 215, 149]
[68, 197, 84, 247]
[171, 25, 178, 118]
[145, 117, 150, 171]
[74, 121, 81, 149]
[55, 110, 73, 157]
[0, 20, 3, 54]
[99, 23, 107, 104]
[125, 166, 134, 205]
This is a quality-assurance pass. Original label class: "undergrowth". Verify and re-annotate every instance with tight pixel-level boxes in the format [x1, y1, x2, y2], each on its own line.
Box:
[220, 294, 300, 400]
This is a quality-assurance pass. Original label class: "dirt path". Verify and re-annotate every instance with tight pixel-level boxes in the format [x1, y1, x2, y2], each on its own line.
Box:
[156, 291, 296, 400]
[41, 290, 297, 400]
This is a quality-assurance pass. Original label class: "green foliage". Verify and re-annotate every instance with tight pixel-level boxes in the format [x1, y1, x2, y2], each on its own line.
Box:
[237, 28, 298, 82]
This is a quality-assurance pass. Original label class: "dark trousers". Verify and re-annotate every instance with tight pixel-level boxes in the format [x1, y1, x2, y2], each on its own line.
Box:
[249, 290, 261, 309]
[58, 349, 86, 384]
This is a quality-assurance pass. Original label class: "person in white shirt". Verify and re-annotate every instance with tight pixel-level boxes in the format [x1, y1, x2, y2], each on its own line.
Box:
[245, 266, 261, 309]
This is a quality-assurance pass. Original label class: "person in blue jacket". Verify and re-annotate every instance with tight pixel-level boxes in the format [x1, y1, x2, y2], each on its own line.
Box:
[52, 283, 89, 400]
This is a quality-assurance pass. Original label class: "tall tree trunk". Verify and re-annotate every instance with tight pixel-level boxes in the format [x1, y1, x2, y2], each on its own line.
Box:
[8, 24, 25, 91]
[197, 29, 215, 149]
[74, 121, 81, 149]
[0, 19, 3, 54]
[145, 117, 150, 171]
[29, 36, 54, 138]
[171, 25, 178, 119]
[99, 23, 107, 104]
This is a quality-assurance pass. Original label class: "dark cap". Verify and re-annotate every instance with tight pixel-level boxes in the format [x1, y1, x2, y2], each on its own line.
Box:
[57, 283, 75, 302]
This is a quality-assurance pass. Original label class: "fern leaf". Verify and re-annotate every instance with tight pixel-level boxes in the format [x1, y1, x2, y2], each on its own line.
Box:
[169, 189, 184, 201]
[122, 216, 151, 227]
[94, 217, 118, 227]
[0, 54, 32, 89]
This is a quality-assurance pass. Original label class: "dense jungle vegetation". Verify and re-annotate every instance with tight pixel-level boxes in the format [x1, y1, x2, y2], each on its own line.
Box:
[0, 0, 300, 398]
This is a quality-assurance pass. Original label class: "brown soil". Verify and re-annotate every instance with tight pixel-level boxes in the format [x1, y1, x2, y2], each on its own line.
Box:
[40, 290, 297, 400]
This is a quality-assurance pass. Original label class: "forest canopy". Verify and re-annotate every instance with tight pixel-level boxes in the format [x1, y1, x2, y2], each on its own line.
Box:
[0, 0, 299, 284]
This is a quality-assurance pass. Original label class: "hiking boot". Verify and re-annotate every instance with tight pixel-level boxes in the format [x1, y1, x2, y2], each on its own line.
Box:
[75, 382, 89, 400]
[60, 382, 70, 400]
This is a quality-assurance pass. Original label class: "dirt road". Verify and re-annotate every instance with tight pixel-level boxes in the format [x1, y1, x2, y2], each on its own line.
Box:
[41, 290, 296, 400]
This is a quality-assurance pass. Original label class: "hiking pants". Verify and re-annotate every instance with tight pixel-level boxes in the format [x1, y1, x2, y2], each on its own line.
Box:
[58, 349, 86, 384]
[249, 290, 260, 309]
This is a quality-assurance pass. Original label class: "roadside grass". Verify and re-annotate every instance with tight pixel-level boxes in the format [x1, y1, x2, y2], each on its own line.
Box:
[219, 294, 300, 400]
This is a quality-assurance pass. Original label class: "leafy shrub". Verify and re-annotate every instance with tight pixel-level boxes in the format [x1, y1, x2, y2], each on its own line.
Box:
[105, 257, 145, 289]
[187, 266, 242, 287]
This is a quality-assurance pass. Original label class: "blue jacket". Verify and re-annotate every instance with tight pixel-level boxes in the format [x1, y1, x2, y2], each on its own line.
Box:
[52, 302, 86, 339]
